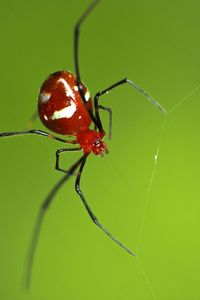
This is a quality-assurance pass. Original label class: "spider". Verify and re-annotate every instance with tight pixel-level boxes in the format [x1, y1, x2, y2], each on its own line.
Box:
[0, 0, 165, 288]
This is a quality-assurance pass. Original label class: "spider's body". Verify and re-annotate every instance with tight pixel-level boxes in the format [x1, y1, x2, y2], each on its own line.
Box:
[38, 70, 107, 156]
[38, 71, 92, 135]
[0, 0, 166, 289]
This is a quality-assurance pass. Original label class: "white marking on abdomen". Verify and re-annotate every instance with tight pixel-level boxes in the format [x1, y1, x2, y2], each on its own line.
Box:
[51, 100, 76, 120]
[58, 78, 75, 99]
[39, 92, 51, 103]
[85, 90, 90, 101]
[74, 85, 90, 101]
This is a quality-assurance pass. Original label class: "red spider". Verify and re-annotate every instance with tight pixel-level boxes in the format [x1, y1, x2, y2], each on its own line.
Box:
[0, 0, 165, 288]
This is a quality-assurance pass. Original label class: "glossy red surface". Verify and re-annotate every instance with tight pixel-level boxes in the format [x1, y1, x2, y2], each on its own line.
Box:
[76, 129, 107, 156]
[38, 71, 93, 135]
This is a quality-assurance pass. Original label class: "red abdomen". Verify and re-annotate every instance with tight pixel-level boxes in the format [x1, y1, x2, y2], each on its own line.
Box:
[38, 71, 93, 135]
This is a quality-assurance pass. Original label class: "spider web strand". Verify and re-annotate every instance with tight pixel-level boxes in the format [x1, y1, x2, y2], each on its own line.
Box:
[168, 83, 200, 114]
[136, 258, 158, 300]
[136, 117, 167, 253]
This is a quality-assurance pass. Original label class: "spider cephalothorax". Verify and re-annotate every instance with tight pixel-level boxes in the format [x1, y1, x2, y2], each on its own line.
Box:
[76, 129, 107, 155]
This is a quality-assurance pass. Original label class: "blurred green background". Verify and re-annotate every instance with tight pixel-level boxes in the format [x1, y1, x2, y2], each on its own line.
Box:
[1, 0, 200, 299]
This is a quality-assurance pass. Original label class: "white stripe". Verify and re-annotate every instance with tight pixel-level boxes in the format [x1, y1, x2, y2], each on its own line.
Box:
[58, 78, 75, 99]
[39, 92, 51, 103]
[85, 90, 90, 101]
[51, 100, 76, 120]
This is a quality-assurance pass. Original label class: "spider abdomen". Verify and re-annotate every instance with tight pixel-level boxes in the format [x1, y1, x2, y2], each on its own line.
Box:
[38, 70, 93, 135]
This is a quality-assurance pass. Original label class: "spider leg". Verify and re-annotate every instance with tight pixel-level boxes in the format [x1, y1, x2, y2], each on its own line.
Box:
[0, 129, 77, 144]
[55, 147, 82, 173]
[24, 154, 86, 289]
[75, 156, 136, 257]
[96, 105, 112, 140]
[74, 0, 102, 132]
[27, 111, 38, 128]
[94, 78, 166, 132]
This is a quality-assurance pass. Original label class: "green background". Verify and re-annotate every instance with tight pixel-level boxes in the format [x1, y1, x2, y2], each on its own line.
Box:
[1, 0, 200, 299]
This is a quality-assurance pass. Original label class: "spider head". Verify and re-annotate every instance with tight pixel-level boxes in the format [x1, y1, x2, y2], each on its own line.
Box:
[92, 138, 108, 156]
[76, 129, 108, 156]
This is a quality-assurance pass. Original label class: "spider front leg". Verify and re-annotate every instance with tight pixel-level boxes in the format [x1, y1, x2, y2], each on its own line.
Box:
[94, 78, 166, 135]
[74, 0, 102, 132]
[75, 156, 136, 257]
[55, 147, 82, 173]
[96, 105, 112, 140]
